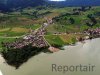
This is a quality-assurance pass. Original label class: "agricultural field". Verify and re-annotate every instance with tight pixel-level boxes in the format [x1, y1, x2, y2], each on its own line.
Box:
[0, 6, 100, 50]
[46, 7, 100, 34]
[0, 5, 100, 69]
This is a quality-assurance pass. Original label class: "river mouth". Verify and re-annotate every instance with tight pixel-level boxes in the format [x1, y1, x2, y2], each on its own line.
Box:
[0, 38, 100, 75]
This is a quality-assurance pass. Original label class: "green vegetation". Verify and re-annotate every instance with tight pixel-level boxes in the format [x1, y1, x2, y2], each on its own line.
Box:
[1, 45, 49, 69]
[45, 35, 65, 46]
[0, 6, 100, 47]
[46, 6, 100, 33]
[0, 24, 41, 36]
[0, 6, 100, 68]
[0, 38, 16, 51]
[45, 34, 77, 46]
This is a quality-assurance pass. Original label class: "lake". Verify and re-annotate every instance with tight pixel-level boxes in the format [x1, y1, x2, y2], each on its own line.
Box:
[0, 38, 100, 75]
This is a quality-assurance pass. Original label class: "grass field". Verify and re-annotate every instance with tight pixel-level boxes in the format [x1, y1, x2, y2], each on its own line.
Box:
[45, 34, 79, 46]
[0, 6, 100, 49]
[45, 35, 65, 46]
[0, 24, 41, 36]
[46, 6, 100, 34]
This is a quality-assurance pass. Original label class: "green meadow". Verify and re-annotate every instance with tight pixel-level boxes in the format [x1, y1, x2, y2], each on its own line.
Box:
[0, 6, 100, 50]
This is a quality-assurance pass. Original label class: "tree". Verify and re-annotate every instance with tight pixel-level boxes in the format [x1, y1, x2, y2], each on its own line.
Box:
[69, 17, 75, 24]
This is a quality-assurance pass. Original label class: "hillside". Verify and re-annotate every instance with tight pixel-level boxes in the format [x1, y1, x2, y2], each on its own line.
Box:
[0, 0, 46, 12]
[0, 0, 100, 12]
[0, 6, 100, 68]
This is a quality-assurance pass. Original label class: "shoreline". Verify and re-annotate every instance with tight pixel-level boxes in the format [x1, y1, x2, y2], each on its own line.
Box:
[0, 37, 100, 69]
[0, 38, 100, 75]
[48, 35, 100, 52]
[0, 37, 100, 60]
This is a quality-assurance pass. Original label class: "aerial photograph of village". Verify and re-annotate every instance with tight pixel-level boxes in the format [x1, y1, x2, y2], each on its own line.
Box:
[0, 0, 100, 75]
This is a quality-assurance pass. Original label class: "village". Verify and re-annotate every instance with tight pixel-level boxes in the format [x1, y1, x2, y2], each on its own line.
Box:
[1, 18, 53, 49]
[1, 16, 100, 52]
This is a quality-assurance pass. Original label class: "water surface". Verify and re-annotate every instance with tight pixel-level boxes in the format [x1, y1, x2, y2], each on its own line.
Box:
[0, 38, 100, 75]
